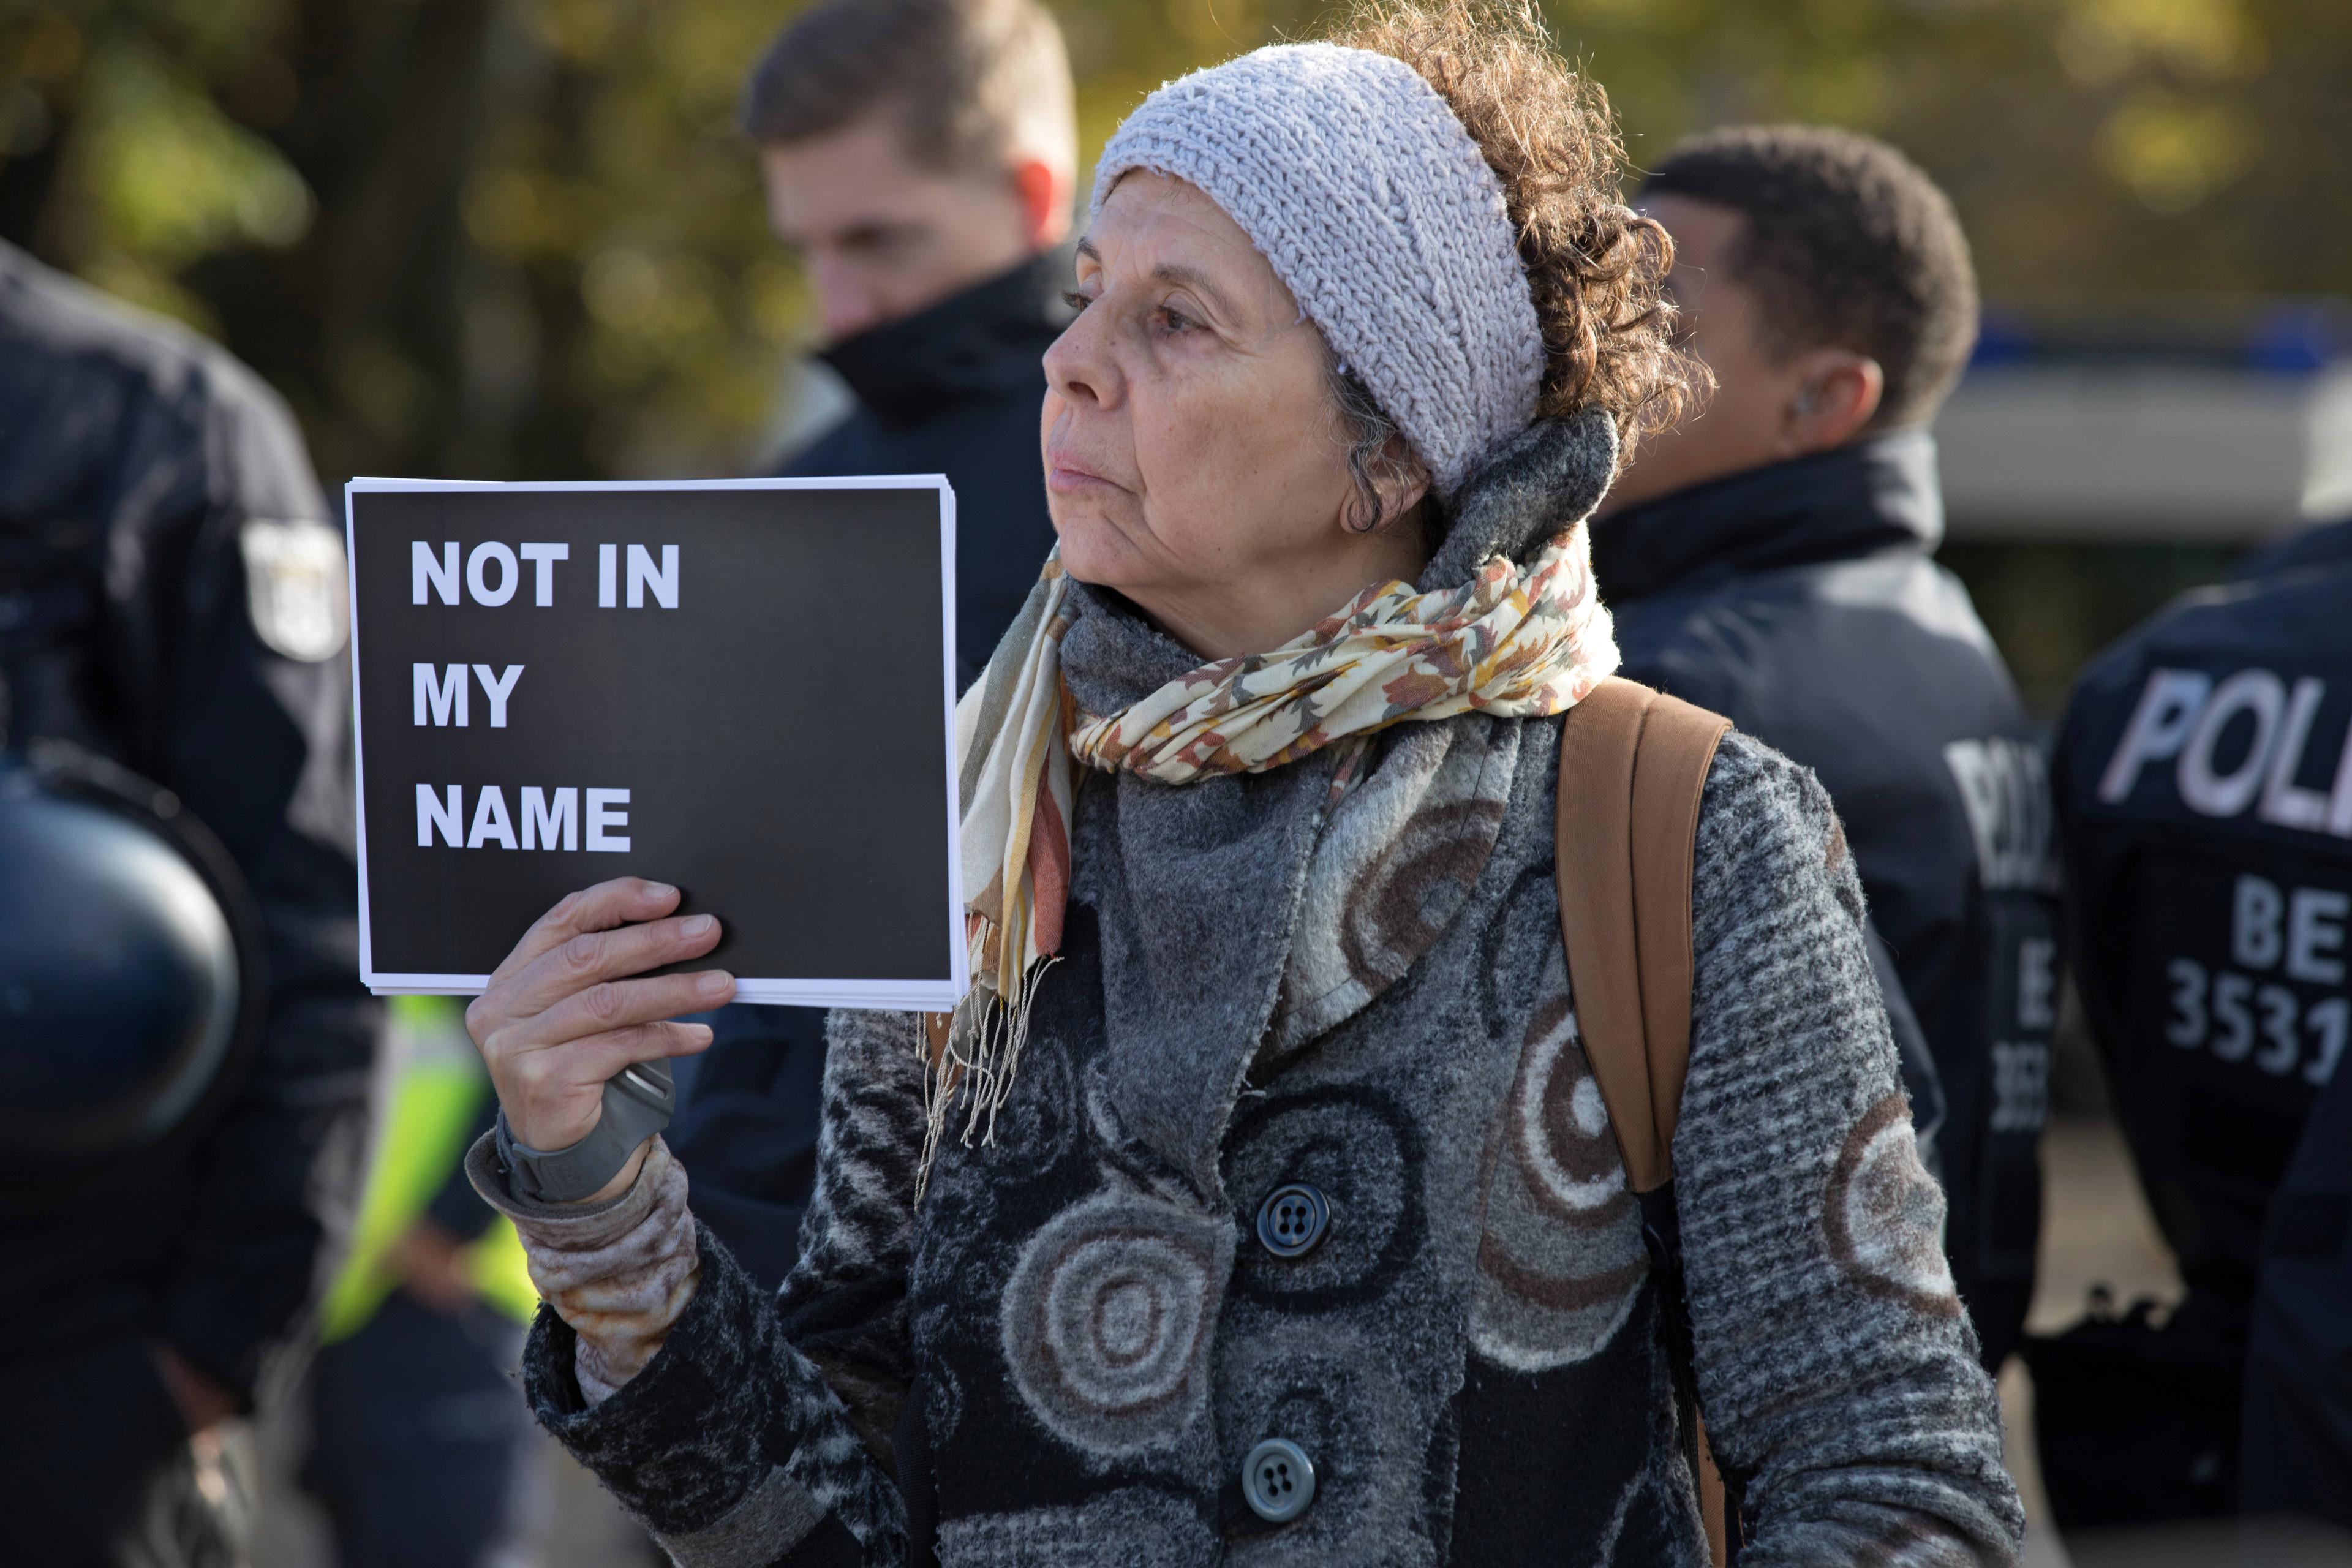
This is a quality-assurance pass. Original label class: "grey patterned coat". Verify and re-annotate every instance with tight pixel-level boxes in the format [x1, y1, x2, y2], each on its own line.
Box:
[499, 417, 2024, 1568]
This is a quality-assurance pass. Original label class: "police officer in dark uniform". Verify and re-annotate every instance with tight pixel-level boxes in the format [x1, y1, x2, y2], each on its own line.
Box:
[2042, 514, 2352, 1525]
[1595, 127, 2057, 1372]
[0, 239, 378, 1564]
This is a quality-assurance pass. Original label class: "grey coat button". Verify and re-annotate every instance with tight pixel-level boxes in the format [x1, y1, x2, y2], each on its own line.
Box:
[1241, 1437, 1316, 1523]
[1255, 1182, 1330, 1257]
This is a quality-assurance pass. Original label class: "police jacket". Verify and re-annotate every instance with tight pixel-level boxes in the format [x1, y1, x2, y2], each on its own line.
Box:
[1594, 431, 2060, 1370]
[671, 252, 1072, 1290]
[2055, 537, 2352, 1310]
[0, 243, 377, 1400]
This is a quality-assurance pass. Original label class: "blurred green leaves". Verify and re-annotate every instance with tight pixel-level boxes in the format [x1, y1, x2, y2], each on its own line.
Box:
[2056, 0, 2266, 84]
[0, 0, 2344, 490]
[1, 0, 804, 482]
[77, 48, 314, 311]
[2, 5, 314, 328]
[2097, 86, 2259, 213]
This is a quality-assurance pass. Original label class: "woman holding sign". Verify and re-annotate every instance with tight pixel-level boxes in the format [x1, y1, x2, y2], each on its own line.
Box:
[459, 2, 2021, 1562]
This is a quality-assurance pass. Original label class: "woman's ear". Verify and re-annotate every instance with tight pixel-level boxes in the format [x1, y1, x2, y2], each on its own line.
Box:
[1357, 434, 1431, 534]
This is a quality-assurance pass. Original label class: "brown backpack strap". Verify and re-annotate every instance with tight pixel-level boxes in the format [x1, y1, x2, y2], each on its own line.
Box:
[1554, 676, 1730, 1189]
[1555, 675, 1735, 1564]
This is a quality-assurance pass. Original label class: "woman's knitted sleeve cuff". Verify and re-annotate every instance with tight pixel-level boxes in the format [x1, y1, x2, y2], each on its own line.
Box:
[465, 1129, 699, 1402]
[510, 1211, 903, 1563]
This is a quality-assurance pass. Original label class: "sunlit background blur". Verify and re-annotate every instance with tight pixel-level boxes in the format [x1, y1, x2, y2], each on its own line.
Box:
[5, 1, 2347, 721]
[4, 2, 2347, 1563]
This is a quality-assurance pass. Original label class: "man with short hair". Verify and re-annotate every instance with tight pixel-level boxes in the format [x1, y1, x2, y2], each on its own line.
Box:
[745, 0, 1074, 683]
[669, 0, 1077, 1291]
[1596, 127, 2059, 1372]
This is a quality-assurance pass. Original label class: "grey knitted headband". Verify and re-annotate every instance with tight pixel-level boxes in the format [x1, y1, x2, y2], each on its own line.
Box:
[1091, 42, 1545, 498]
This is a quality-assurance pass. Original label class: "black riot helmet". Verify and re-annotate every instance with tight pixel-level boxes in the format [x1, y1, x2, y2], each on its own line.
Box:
[0, 741, 265, 1177]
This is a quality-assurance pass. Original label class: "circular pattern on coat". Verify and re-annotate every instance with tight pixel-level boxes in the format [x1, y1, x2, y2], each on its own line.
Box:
[1242, 1438, 1318, 1523]
[1255, 1183, 1332, 1258]
[1227, 1086, 1425, 1312]
[1467, 974, 1649, 1372]
[1508, 992, 1634, 1227]
[1338, 799, 1509, 990]
[1000, 1189, 1226, 1456]
[1823, 1092, 1962, 1318]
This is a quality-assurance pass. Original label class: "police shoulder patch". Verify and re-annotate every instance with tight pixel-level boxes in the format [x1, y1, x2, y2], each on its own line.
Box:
[240, 518, 349, 662]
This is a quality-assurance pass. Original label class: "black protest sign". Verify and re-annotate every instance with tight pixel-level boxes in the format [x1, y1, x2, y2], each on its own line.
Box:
[345, 478, 963, 1010]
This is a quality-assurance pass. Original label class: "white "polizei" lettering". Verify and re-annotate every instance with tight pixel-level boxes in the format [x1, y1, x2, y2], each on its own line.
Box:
[1945, 737, 2059, 891]
[2098, 667, 2352, 837]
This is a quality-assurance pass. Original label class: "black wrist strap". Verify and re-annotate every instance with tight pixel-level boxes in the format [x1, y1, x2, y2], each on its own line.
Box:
[495, 1060, 676, 1205]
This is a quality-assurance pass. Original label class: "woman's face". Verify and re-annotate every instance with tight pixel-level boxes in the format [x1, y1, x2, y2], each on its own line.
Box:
[1041, 172, 1428, 660]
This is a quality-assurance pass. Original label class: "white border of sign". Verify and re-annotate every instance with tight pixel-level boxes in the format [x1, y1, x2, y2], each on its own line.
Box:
[343, 474, 966, 1013]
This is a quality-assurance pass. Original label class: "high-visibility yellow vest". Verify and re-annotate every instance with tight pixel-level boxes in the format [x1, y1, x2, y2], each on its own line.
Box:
[318, 996, 538, 1342]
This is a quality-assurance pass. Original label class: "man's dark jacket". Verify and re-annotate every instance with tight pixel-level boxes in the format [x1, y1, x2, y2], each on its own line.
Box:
[1595, 431, 2060, 1370]
[670, 252, 1070, 1288]
[0, 244, 377, 1394]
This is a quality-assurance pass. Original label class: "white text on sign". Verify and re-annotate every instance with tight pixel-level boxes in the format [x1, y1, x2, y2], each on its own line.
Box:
[417, 785, 632, 853]
[405, 536, 679, 863]
[413, 663, 524, 727]
[410, 540, 681, 609]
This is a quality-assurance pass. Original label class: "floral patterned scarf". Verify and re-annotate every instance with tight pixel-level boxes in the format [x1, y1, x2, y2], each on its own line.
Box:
[926, 521, 1619, 1182]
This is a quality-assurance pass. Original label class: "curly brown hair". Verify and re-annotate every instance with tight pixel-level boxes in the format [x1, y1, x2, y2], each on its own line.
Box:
[1325, 0, 1702, 519]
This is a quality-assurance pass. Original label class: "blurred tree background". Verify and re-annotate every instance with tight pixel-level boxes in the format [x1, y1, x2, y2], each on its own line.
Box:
[1, 0, 2345, 699]
[5, 0, 2346, 488]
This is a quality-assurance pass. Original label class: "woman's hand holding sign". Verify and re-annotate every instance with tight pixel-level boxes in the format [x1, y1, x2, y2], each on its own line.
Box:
[466, 878, 734, 1204]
